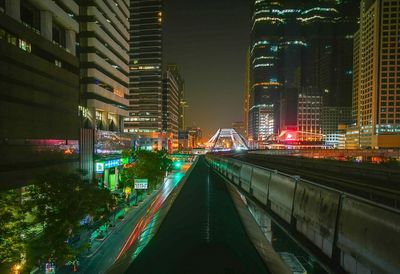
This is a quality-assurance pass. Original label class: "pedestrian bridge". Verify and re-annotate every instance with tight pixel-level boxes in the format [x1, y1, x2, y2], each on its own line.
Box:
[207, 128, 248, 151]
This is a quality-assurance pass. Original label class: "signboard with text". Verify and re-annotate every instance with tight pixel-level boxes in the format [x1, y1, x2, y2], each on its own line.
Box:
[134, 179, 148, 190]
[96, 162, 104, 173]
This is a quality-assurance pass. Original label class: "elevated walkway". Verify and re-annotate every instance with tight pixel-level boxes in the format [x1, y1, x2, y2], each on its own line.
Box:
[122, 156, 287, 274]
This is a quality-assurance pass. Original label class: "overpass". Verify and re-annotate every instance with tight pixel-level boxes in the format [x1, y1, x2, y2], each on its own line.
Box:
[107, 155, 400, 274]
[207, 128, 248, 152]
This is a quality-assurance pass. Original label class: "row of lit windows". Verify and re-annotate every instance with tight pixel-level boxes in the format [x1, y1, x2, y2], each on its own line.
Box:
[380, 120, 400, 124]
[124, 117, 157, 122]
[123, 129, 157, 133]
[0, 28, 31, 52]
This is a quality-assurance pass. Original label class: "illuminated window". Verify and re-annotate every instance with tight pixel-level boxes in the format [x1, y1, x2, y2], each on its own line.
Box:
[18, 39, 31, 52]
[7, 33, 17, 45]
[96, 111, 102, 121]
[55, 59, 62, 67]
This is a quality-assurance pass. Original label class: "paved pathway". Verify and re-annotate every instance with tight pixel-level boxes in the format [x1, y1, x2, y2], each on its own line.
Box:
[126, 156, 269, 274]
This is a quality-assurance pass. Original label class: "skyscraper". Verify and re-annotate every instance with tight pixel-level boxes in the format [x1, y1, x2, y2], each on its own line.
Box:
[351, 0, 400, 148]
[249, 0, 282, 145]
[162, 65, 183, 152]
[126, 0, 163, 146]
[248, 0, 358, 147]
[79, 0, 130, 132]
[243, 48, 251, 138]
[79, 0, 130, 182]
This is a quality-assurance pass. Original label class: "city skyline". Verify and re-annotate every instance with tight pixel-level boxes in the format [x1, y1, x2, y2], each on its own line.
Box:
[1, 1, 400, 273]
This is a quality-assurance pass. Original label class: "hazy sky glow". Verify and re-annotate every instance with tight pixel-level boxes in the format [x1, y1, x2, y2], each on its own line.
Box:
[164, 0, 251, 138]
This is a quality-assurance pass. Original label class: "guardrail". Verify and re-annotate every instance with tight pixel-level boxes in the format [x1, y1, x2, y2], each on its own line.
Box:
[249, 149, 400, 159]
[246, 153, 400, 183]
[236, 154, 400, 209]
[206, 154, 400, 274]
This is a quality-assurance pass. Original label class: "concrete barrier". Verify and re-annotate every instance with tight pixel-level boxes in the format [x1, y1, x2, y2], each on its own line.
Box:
[293, 181, 341, 258]
[240, 164, 253, 192]
[268, 172, 296, 224]
[208, 155, 400, 274]
[251, 167, 270, 206]
[227, 159, 235, 180]
[215, 157, 222, 172]
[231, 160, 242, 185]
[220, 158, 228, 176]
[337, 197, 400, 274]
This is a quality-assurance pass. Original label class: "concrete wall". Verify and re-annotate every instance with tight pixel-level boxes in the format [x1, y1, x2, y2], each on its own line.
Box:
[337, 197, 400, 274]
[251, 167, 270, 205]
[293, 182, 340, 257]
[240, 164, 253, 192]
[205, 154, 400, 274]
[268, 172, 296, 224]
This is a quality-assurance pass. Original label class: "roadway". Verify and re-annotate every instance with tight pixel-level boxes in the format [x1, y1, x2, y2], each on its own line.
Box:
[124, 156, 270, 274]
[60, 167, 188, 273]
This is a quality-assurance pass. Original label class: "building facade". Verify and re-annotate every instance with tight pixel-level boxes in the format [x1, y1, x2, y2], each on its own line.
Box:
[162, 65, 183, 152]
[243, 48, 251, 138]
[249, 104, 274, 146]
[297, 93, 323, 142]
[126, 0, 163, 146]
[0, 0, 80, 189]
[248, 0, 358, 145]
[321, 107, 351, 148]
[79, 0, 130, 182]
[351, 0, 400, 148]
[249, 0, 282, 143]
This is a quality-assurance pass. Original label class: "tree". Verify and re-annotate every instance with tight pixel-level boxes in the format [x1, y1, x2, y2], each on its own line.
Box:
[120, 150, 172, 191]
[158, 149, 173, 174]
[0, 190, 27, 268]
[25, 171, 115, 269]
[132, 150, 162, 190]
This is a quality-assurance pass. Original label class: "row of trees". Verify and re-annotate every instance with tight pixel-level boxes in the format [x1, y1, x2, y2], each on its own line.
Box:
[0, 149, 173, 272]
[0, 171, 116, 273]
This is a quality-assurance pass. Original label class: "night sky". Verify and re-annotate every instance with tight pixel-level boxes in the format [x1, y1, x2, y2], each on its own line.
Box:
[164, 0, 251, 139]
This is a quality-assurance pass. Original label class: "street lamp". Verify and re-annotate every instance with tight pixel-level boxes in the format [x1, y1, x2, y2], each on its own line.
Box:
[12, 264, 21, 274]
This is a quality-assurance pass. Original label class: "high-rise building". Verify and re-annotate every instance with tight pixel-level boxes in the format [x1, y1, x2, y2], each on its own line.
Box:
[345, 28, 362, 149]
[79, 0, 130, 182]
[165, 64, 187, 132]
[248, 0, 282, 144]
[126, 0, 163, 145]
[243, 48, 251, 138]
[0, 0, 80, 188]
[187, 127, 202, 148]
[179, 98, 188, 131]
[248, 0, 358, 146]
[351, 0, 400, 148]
[297, 93, 323, 142]
[249, 104, 274, 145]
[79, 0, 129, 132]
[162, 65, 183, 152]
[322, 107, 351, 148]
